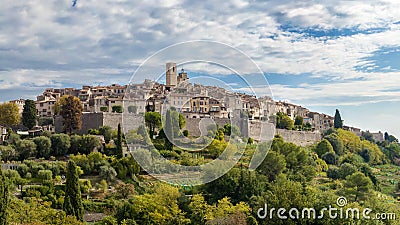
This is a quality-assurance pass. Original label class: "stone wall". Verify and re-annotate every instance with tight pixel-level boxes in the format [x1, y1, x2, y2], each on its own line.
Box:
[247, 121, 321, 146]
[276, 128, 321, 146]
[55, 112, 322, 146]
[184, 118, 231, 137]
[55, 112, 104, 134]
[55, 113, 144, 134]
[81, 113, 104, 134]
[371, 132, 384, 142]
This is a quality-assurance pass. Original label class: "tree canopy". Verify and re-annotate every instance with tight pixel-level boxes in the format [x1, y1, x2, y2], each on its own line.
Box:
[0, 102, 20, 127]
[334, 109, 343, 129]
[63, 160, 84, 221]
[60, 96, 83, 134]
[0, 169, 9, 225]
[22, 99, 37, 130]
[144, 112, 161, 138]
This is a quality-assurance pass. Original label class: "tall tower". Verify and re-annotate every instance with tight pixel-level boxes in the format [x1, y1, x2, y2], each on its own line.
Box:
[177, 68, 188, 84]
[166, 62, 177, 90]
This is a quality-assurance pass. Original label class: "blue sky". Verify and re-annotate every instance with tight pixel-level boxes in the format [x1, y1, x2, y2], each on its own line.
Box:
[0, 0, 399, 138]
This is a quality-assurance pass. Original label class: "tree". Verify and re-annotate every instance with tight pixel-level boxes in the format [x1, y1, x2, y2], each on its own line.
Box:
[6, 133, 20, 146]
[38, 170, 53, 181]
[22, 99, 37, 130]
[144, 112, 161, 139]
[117, 184, 189, 224]
[322, 152, 338, 165]
[334, 109, 343, 129]
[38, 117, 53, 126]
[257, 150, 286, 182]
[33, 136, 51, 159]
[294, 115, 303, 126]
[116, 123, 123, 158]
[115, 183, 136, 199]
[0, 102, 20, 127]
[384, 132, 390, 141]
[223, 124, 240, 136]
[276, 112, 294, 130]
[164, 110, 174, 150]
[0, 146, 16, 162]
[63, 160, 84, 221]
[344, 172, 373, 201]
[324, 133, 344, 155]
[178, 112, 186, 129]
[327, 166, 340, 180]
[337, 129, 363, 153]
[360, 148, 371, 163]
[361, 131, 374, 142]
[99, 126, 115, 143]
[0, 169, 9, 225]
[79, 135, 102, 154]
[51, 134, 71, 156]
[99, 165, 117, 182]
[8, 197, 84, 225]
[112, 157, 140, 180]
[16, 140, 36, 160]
[168, 109, 182, 138]
[315, 158, 328, 173]
[387, 134, 398, 143]
[69, 134, 82, 154]
[188, 194, 214, 224]
[315, 139, 334, 157]
[60, 96, 83, 134]
[339, 163, 358, 179]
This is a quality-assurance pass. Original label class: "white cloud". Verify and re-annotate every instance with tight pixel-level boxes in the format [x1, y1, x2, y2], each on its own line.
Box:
[0, 0, 400, 105]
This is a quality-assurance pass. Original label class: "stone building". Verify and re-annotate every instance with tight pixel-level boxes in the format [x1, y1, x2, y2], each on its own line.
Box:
[9, 99, 25, 115]
[166, 62, 177, 90]
[0, 126, 7, 145]
[177, 68, 189, 84]
[371, 131, 384, 142]
[343, 126, 362, 136]
[36, 88, 61, 117]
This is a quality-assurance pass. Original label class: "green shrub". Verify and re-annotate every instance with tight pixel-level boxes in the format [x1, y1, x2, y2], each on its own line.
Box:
[100, 106, 109, 112]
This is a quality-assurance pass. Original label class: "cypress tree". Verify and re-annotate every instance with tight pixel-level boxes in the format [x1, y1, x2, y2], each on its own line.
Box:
[164, 110, 174, 150]
[0, 169, 9, 225]
[334, 109, 343, 129]
[116, 123, 123, 158]
[63, 160, 84, 221]
[384, 132, 389, 141]
[22, 99, 37, 130]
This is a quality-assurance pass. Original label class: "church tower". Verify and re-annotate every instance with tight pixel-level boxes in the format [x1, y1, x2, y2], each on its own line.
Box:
[166, 62, 177, 90]
[177, 68, 188, 84]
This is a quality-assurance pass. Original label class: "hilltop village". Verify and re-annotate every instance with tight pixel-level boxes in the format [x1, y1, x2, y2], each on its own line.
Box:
[2, 62, 384, 145]
[1, 63, 399, 225]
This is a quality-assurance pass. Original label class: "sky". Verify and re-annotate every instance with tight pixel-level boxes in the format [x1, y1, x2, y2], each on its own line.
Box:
[0, 0, 399, 138]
